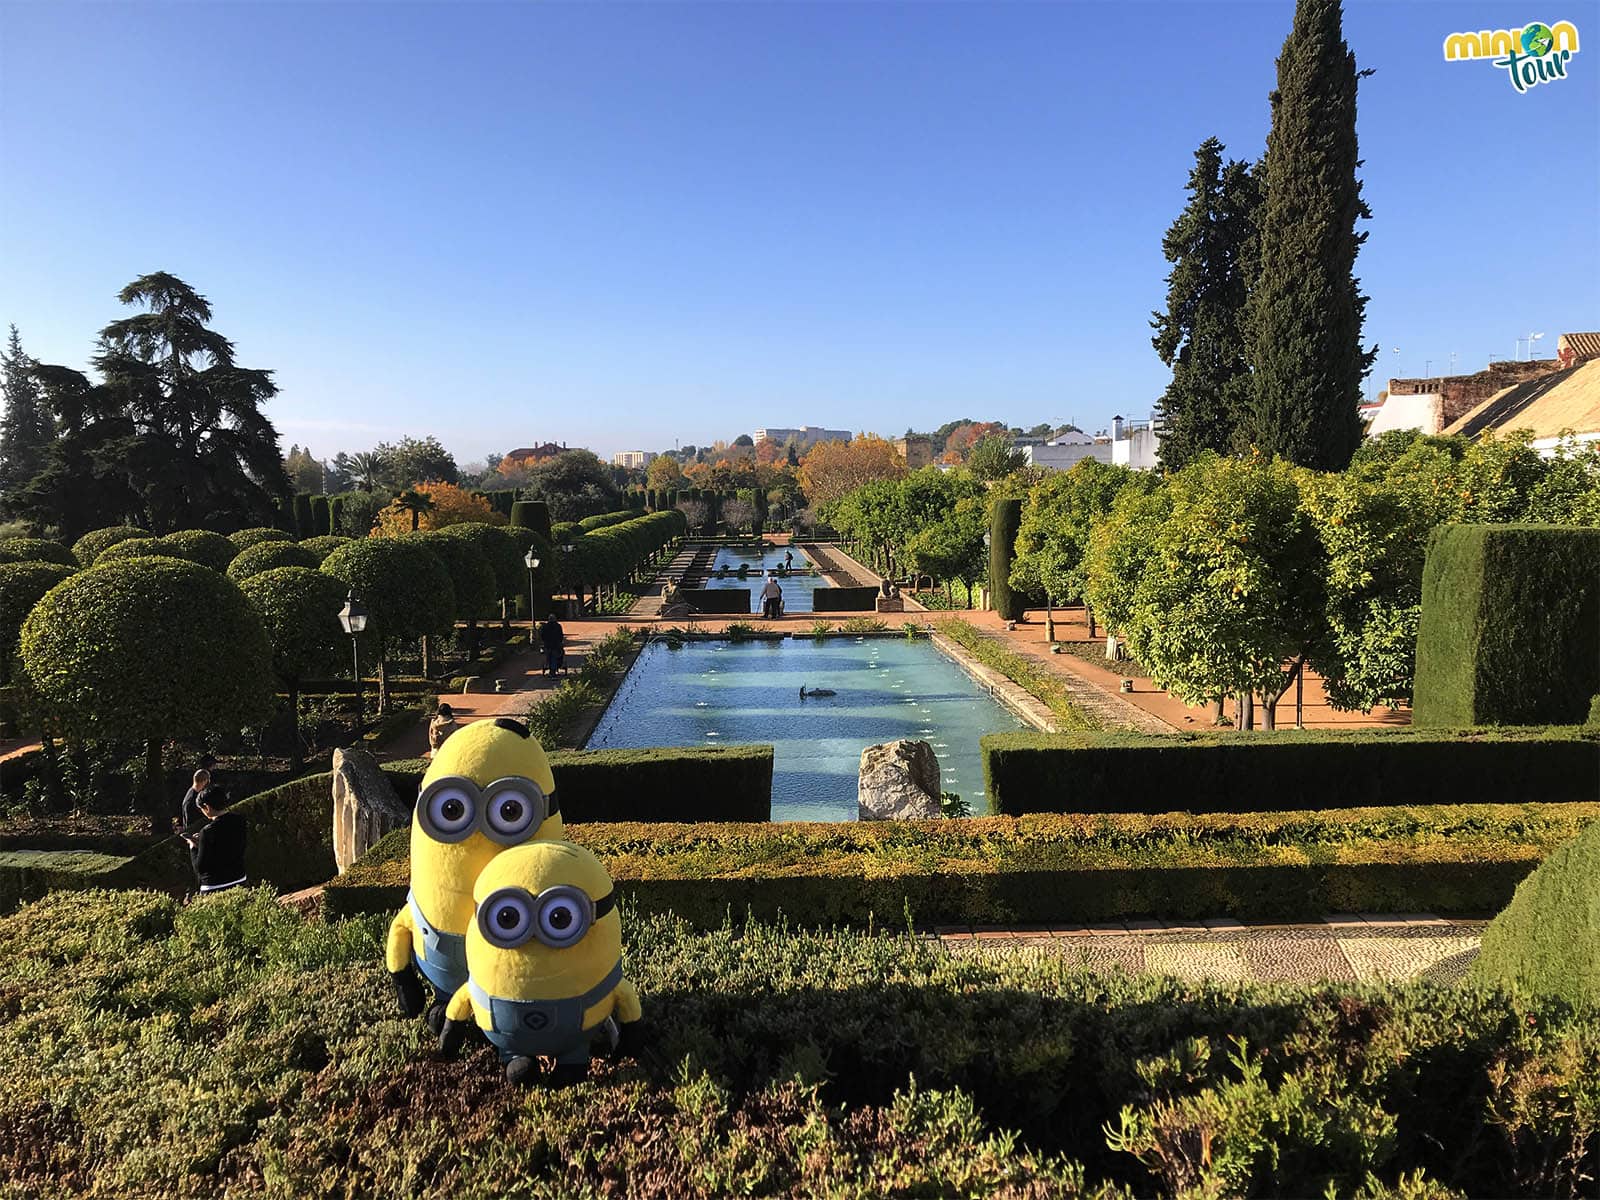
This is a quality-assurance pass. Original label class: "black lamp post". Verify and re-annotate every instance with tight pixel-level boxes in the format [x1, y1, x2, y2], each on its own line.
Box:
[524, 548, 541, 635]
[337, 590, 369, 723]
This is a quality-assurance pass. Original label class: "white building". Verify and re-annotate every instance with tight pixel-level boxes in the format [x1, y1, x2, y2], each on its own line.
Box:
[611, 450, 657, 469]
[1110, 415, 1162, 471]
[750, 426, 852, 449]
[1020, 429, 1112, 470]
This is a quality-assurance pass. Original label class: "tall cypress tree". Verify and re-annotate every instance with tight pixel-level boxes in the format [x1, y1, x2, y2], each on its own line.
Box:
[0, 326, 54, 496]
[1151, 139, 1259, 469]
[1248, 0, 1374, 471]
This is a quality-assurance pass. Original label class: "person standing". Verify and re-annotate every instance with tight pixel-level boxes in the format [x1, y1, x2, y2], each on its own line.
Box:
[173, 757, 218, 833]
[428, 703, 458, 758]
[182, 787, 247, 895]
[759, 574, 783, 619]
[539, 613, 566, 676]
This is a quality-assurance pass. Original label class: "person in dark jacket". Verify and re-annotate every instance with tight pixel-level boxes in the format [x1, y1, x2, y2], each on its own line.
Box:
[182, 787, 247, 895]
[172, 756, 219, 833]
[539, 614, 566, 676]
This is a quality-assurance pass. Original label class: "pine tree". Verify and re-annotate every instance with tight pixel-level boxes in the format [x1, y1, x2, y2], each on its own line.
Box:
[1151, 140, 1259, 469]
[0, 326, 54, 496]
[1247, 0, 1375, 471]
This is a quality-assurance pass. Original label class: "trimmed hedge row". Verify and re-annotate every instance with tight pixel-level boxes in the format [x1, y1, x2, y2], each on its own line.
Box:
[323, 800, 1595, 924]
[1475, 808, 1600, 1004]
[982, 726, 1600, 816]
[381, 745, 773, 824]
[678, 587, 752, 614]
[811, 586, 880, 612]
[1414, 524, 1600, 727]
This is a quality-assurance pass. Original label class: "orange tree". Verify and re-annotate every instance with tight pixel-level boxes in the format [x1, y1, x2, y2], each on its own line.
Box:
[372, 482, 502, 535]
[796, 434, 907, 514]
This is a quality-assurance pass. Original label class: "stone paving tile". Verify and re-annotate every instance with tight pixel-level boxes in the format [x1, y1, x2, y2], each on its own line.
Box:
[1322, 913, 1368, 929]
[1053, 941, 1147, 975]
[1085, 922, 1130, 936]
[1338, 935, 1481, 984]
[1203, 917, 1245, 930]
[1145, 941, 1251, 983]
[1124, 919, 1165, 932]
[1420, 946, 1481, 985]
[1242, 933, 1357, 984]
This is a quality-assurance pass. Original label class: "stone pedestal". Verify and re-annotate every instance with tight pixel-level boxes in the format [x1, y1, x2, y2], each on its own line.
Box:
[331, 746, 410, 873]
[875, 596, 905, 613]
[858, 739, 942, 820]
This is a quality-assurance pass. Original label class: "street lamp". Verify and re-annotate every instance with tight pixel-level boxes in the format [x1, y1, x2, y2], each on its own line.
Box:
[337, 591, 369, 724]
[524, 549, 541, 633]
[1528, 332, 1545, 360]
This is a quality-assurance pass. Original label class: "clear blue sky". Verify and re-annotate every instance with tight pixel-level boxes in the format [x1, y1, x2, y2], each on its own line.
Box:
[2, 1, 1596, 465]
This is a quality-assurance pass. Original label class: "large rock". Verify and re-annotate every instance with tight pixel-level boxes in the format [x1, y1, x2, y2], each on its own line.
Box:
[858, 739, 942, 821]
[331, 747, 410, 873]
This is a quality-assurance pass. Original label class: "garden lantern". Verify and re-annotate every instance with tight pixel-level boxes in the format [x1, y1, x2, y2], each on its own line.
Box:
[524, 549, 541, 633]
[337, 590, 369, 723]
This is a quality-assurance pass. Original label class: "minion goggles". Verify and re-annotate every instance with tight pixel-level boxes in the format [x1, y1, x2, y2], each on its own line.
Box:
[417, 775, 559, 845]
[477, 884, 617, 950]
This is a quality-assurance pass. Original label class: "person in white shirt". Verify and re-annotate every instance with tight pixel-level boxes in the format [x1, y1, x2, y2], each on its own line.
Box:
[759, 575, 784, 619]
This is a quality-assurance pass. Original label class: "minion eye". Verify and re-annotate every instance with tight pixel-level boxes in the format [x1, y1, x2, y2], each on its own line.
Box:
[535, 887, 592, 948]
[419, 780, 477, 841]
[482, 780, 544, 843]
[478, 889, 535, 949]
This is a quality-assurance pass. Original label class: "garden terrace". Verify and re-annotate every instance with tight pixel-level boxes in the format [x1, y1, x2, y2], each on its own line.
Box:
[2, 887, 1597, 1198]
[323, 801, 1595, 926]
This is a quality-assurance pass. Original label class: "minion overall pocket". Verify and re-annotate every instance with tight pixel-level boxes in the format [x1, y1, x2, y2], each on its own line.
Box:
[470, 962, 623, 1065]
[409, 891, 469, 995]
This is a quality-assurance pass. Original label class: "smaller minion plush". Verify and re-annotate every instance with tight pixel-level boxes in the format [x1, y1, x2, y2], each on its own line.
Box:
[439, 839, 642, 1086]
[386, 718, 564, 1028]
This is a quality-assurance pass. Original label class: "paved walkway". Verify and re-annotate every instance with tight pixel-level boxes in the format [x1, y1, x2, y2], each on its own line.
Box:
[939, 914, 1484, 985]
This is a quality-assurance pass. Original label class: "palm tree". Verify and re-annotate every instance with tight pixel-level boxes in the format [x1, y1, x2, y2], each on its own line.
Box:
[394, 488, 434, 531]
[349, 451, 386, 493]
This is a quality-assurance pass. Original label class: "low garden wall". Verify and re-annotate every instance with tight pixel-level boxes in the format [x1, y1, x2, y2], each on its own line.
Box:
[982, 726, 1600, 816]
[678, 587, 752, 614]
[323, 801, 1593, 925]
[811, 586, 879, 612]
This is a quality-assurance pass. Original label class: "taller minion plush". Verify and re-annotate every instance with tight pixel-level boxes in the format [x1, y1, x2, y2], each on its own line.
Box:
[439, 839, 642, 1086]
[386, 717, 564, 1026]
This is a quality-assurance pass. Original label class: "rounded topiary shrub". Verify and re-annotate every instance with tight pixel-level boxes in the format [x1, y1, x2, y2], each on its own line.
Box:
[237, 566, 350, 762]
[158, 529, 240, 573]
[0, 561, 76, 682]
[95, 538, 174, 566]
[319, 537, 455, 649]
[19, 558, 274, 821]
[0, 538, 77, 568]
[226, 540, 319, 582]
[229, 527, 293, 551]
[407, 530, 496, 619]
[299, 535, 350, 564]
[71, 525, 152, 566]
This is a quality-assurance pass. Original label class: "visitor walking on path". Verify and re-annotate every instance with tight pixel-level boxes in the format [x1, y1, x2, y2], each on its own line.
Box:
[540, 614, 566, 676]
[427, 703, 458, 758]
[182, 787, 247, 895]
[173, 757, 218, 833]
[760, 574, 784, 619]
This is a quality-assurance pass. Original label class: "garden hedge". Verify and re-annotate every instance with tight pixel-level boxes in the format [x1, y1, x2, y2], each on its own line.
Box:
[1414, 524, 1600, 727]
[982, 726, 1600, 816]
[228, 527, 292, 551]
[324, 800, 1593, 925]
[8, 889, 1600, 1196]
[226, 539, 319, 581]
[510, 499, 552, 538]
[298, 534, 349, 563]
[811, 586, 879, 612]
[70, 525, 150, 565]
[1474, 809, 1600, 1004]
[0, 537, 76, 567]
[679, 587, 753, 614]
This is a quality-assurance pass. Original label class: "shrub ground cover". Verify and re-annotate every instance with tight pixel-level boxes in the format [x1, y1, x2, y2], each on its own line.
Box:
[324, 802, 1596, 926]
[937, 617, 1099, 730]
[2, 887, 1597, 1198]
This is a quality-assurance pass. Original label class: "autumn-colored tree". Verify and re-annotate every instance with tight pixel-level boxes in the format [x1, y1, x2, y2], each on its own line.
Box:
[798, 434, 907, 514]
[943, 421, 1007, 458]
[755, 437, 783, 465]
[373, 482, 505, 535]
[645, 455, 685, 489]
[939, 449, 964, 466]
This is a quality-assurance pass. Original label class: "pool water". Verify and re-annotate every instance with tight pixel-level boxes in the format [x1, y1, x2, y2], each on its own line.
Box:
[700, 546, 825, 613]
[586, 637, 1028, 821]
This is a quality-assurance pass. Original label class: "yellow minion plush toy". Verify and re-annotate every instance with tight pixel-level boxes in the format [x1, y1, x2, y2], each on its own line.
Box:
[386, 717, 564, 1026]
[439, 839, 642, 1086]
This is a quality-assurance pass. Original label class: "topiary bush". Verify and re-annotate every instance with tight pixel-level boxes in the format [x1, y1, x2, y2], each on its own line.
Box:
[988, 497, 1023, 620]
[157, 529, 240, 573]
[70, 525, 151, 566]
[298, 534, 350, 563]
[228, 526, 292, 551]
[226, 540, 319, 582]
[320, 537, 454, 705]
[19, 558, 274, 826]
[94, 537, 170, 566]
[1414, 524, 1600, 726]
[0, 561, 76, 684]
[438, 521, 539, 619]
[1474, 814, 1600, 1004]
[236, 567, 350, 764]
[0, 538, 77, 567]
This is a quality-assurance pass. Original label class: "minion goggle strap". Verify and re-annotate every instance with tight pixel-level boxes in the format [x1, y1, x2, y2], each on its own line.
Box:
[416, 775, 558, 845]
[477, 884, 617, 950]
